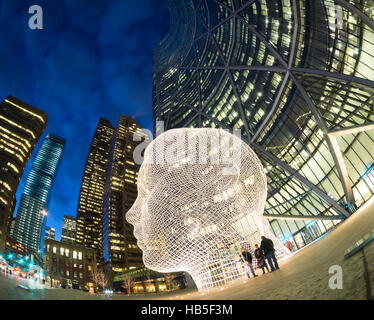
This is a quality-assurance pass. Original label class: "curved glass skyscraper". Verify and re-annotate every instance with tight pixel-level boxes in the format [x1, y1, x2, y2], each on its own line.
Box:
[153, 0, 374, 251]
[13, 134, 65, 253]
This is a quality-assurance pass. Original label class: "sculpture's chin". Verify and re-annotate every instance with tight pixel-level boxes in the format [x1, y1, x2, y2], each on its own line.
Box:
[143, 252, 180, 274]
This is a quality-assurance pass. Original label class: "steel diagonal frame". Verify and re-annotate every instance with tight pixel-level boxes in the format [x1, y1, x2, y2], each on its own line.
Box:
[235, 3, 360, 213]
[290, 68, 374, 88]
[263, 214, 344, 221]
[210, 0, 351, 219]
[250, 143, 349, 219]
[167, 92, 349, 219]
[334, 0, 374, 31]
[208, 22, 253, 140]
[200, 2, 254, 139]
[289, 73, 356, 213]
[251, 0, 299, 142]
[152, 0, 373, 222]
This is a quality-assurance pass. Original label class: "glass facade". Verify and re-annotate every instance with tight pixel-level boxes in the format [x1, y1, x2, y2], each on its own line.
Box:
[44, 226, 55, 241]
[61, 215, 76, 244]
[0, 95, 47, 252]
[152, 0, 374, 251]
[103, 115, 145, 275]
[13, 134, 65, 253]
[76, 118, 114, 262]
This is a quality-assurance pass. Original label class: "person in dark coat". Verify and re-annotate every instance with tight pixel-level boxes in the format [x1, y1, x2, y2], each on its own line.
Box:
[241, 247, 257, 278]
[254, 244, 270, 274]
[260, 236, 279, 272]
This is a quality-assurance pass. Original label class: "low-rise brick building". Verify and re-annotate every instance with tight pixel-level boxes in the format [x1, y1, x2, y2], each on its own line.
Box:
[44, 239, 96, 289]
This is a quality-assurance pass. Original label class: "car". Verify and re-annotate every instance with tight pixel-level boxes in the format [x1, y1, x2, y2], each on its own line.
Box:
[13, 268, 21, 276]
[72, 283, 80, 290]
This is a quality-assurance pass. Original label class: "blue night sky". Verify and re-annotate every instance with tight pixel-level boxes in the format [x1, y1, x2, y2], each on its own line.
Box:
[0, 0, 170, 240]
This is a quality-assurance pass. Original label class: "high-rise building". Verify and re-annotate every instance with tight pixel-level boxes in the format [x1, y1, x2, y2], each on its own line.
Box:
[152, 0, 374, 252]
[76, 118, 114, 263]
[45, 226, 56, 241]
[61, 215, 76, 244]
[8, 216, 15, 238]
[13, 134, 65, 253]
[102, 115, 145, 276]
[0, 95, 47, 252]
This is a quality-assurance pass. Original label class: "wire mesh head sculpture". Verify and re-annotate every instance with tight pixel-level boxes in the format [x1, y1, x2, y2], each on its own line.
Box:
[127, 128, 289, 291]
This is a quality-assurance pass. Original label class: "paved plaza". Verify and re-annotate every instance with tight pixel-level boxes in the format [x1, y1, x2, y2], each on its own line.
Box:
[165, 198, 374, 300]
[1, 198, 373, 300]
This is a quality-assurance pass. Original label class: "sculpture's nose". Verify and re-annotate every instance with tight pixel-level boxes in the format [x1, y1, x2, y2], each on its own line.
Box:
[126, 203, 139, 225]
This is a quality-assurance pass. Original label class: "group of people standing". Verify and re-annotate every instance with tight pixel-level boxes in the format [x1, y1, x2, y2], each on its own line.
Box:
[241, 236, 279, 278]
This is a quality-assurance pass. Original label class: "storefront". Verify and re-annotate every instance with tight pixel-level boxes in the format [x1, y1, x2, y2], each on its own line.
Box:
[282, 236, 298, 252]
[113, 267, 185, 294]
[277, 219, 341, 253]
[46, 276, 61, 288]
[133, 281, 145, 294]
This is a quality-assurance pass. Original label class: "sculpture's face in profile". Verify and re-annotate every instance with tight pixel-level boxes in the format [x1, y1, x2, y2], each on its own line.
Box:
[126, 128, 270, 275]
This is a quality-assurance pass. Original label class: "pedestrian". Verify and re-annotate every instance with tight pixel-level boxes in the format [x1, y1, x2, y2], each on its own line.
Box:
[254, 244, 270, 274]
[260, 236, 279, 272]
[241, 247, 257, 278]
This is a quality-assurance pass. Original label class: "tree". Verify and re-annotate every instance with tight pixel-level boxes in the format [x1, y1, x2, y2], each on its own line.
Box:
[90, 269, 109, 292]
[121, 278, 134, 295]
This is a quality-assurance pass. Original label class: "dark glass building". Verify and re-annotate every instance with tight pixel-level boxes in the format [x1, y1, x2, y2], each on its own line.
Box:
[102, 115, 145, 277]
[76, 118, 114, 263]
[0, 95, 47, 252]
[153, 0, 374, 251]
[13, 134, 65, 253]
[44, 226, 56, 241]
[61, 215, 76, 244]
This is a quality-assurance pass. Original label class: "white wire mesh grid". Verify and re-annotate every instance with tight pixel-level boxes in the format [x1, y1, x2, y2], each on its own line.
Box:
[127, 128, 290, 291]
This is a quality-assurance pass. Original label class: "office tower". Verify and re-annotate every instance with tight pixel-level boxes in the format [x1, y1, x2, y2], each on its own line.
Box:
[76, 118, 114, 262]
[13, 134, 65, 253]
[152, 0, 374, 251]
[61, 215, 76, 244]
[45, 226, 55, 241]
[0, 95, 47, 252]
[103, 115, 145, 276]
[8, 216, 15, 237]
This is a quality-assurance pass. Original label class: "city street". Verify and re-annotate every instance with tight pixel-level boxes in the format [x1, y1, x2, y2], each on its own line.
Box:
[0, 269, 195, 300]
[0, 271, 108, 300]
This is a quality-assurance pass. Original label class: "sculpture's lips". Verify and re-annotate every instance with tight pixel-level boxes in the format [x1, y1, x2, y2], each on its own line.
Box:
[136, 240, 145, 250]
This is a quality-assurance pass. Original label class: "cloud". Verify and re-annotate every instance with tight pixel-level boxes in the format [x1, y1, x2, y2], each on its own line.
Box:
[0, 0, 170, 239]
